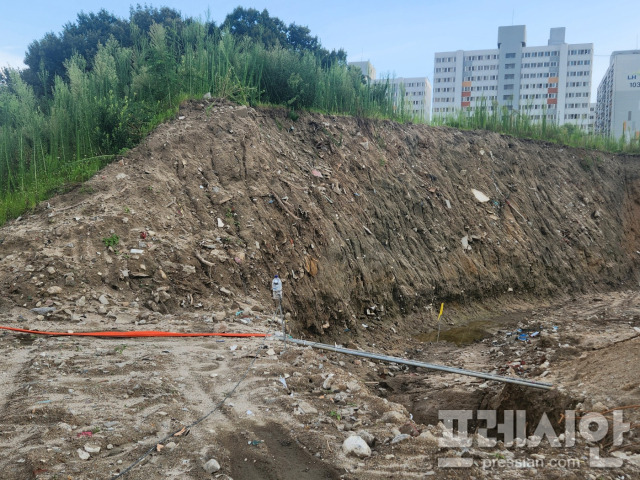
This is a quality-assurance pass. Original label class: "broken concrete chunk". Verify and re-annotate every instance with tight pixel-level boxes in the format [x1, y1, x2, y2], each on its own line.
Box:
[342, 435, 371, 458]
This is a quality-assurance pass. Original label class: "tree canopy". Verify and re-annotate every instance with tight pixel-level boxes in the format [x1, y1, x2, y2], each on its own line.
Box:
[20, 5, 346, 97]
[22, 6, 186, 96]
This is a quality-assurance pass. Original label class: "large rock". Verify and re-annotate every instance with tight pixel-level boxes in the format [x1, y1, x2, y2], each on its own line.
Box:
[356, 430, 376, 447]
[342, 435, 371, 458]
[381, 410, 406, 424]
[203, 458, 221, 474]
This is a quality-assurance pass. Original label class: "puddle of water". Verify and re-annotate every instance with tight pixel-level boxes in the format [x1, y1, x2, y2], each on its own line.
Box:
[415, 320, 494, 345]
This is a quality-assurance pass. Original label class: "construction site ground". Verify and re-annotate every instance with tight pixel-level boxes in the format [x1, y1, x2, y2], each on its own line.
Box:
[0, 99, 639, 479]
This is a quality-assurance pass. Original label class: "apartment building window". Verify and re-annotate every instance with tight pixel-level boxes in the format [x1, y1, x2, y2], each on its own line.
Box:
[505, 74, 515, 79]
[505, 53, 516, 58]
[503, 94, 513, 101]
[569, 49, 591, 55]
[504, 84, 514, 90]
[505, 63, 516, 69]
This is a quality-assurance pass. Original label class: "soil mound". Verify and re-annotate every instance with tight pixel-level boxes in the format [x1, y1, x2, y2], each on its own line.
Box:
[1, 99, 639, 336]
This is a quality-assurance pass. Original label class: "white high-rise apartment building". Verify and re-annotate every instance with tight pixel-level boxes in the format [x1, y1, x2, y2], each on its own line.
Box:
[433, 26, 593, 129]
[348, 61, 377, 83]
[382, 77, 432, 121]
[348, 61, 432, 121]
[595, 50, 640, 140]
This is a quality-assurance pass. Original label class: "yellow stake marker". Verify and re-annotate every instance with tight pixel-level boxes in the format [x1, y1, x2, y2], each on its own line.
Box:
[437, 303, 444, 342]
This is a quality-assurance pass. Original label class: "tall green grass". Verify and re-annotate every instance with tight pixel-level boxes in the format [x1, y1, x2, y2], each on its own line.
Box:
[432, 98, 640, 154]
[0, 23, 405, 225]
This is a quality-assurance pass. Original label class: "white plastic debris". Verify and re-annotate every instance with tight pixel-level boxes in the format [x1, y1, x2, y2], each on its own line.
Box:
[471, 189, 490, 203]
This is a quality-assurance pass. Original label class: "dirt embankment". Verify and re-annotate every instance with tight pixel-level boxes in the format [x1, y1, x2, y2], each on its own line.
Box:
[0, 99, 639, 335]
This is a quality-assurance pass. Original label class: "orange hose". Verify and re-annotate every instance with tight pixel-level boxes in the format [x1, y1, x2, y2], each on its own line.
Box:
[0, 326, 267, 338]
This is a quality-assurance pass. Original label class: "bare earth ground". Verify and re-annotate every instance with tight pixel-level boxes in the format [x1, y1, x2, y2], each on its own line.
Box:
[0, 100, 640, 479]
[0, 291, 639, 479]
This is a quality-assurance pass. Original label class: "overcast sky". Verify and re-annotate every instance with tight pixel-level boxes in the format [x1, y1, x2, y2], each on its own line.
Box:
[1, 0, 639, 98]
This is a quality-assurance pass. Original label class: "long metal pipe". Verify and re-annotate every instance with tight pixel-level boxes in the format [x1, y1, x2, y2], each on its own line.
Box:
[281, 337, 553, 390]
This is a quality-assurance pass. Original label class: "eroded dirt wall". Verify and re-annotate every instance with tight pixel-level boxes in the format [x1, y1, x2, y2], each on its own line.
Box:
[0, 100, 638, 335]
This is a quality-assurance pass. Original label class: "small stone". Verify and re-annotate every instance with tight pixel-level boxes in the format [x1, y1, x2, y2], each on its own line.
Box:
[47, 267, 56, 275]
[322, 374, 335, 390]
[592, 401, 608, 412]
[31, 307, 56, 315]
[346, 380, 361, 393]
[417, 431, 438, 445]
[76, 296, 86, 307]
[342, 435, 371, 458]
[381, 411, 406, 424]
[295, 401, 318, 415]
[266, 348, 276, 356]
[217, 218, 225, 228]
[47, 286, 63, 295]
[212, 322, 228, 333]
[98, 295, 109, 305]
[65, 275, 75, 286]
[77, 449, 90, 460]
[391, 434, 411, 444]
[203, 458, 221, 474]
[84, 444, 101, 454]
[219, 287, 232, 296]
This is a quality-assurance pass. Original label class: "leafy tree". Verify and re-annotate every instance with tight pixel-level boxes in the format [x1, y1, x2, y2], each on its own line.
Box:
[22, 32, 67, 97]
[22, 6, 184, 97]
[287, 23, 319, 52]
[129, 4, 183, 34]
[222, 7, 288, 49]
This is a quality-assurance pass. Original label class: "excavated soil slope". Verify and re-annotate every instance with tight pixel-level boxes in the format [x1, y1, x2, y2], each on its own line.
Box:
[0, 99, 638, 335]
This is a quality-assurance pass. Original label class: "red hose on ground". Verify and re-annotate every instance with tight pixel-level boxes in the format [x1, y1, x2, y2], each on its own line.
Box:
[0, 326, 267, 338]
